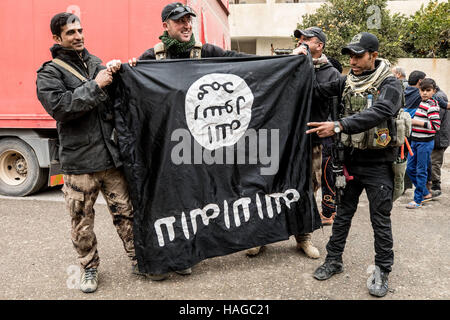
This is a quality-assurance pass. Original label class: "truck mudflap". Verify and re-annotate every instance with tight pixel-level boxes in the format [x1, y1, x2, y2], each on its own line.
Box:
[50, 174, 64, 187]
[49, 160, 63, 187]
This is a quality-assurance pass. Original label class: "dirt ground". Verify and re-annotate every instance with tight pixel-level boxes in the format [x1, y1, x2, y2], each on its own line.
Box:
[0, 151, 448, 302]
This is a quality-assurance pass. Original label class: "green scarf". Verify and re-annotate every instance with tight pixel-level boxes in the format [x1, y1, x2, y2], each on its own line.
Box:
[344, 59, 393, 94]
[159, 31, 196, 55]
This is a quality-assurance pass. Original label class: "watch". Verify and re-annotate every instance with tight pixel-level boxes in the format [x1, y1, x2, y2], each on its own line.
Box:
[334, 121, 341, 134]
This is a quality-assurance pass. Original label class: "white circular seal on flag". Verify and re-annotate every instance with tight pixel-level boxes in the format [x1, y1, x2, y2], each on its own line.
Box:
[185, 73, 254, 150]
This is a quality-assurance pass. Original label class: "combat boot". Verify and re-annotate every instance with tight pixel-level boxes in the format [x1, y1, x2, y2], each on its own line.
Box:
[246, 246, 265, 257]
[431, 183, 441, 198]
[147, 273, 169, 281]
[175, 268, 192, 275]
[295, 233, 320, 259]
[132, 263, 146, 276]
[133, 265, 169, 281]
[80, 268, 98, 293]
[313, 260, 343, 280]
[367, 266, 389, 297]
[297, 240, 320, 259]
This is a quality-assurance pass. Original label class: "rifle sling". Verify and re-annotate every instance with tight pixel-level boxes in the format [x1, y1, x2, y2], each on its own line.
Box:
[52, 58, 88, 82]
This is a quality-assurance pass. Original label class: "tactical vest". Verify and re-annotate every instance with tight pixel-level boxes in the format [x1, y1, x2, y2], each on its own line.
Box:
[154, 41, 203, 60]
[340, 84, 411, 149]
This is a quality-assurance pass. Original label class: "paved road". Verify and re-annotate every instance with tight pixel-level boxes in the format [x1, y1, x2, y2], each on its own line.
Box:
[1, 153, 449, 301]
[0, 186, 106, 204]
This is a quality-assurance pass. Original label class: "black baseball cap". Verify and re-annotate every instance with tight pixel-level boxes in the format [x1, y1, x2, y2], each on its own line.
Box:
[342, 32, 379, 55]
[293, 27, 327, 44]
[161, 2, 196, 22]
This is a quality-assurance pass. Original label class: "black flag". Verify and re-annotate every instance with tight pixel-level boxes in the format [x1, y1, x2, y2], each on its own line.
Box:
[114, 55, 320, 274]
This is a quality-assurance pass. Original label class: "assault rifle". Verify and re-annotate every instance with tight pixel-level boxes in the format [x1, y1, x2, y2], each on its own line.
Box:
[330, 96, 352, 206]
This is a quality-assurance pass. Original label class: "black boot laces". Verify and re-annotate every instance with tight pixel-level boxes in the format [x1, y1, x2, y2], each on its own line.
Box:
[320, 261, 338, 274]
[84, 268, 97, 281]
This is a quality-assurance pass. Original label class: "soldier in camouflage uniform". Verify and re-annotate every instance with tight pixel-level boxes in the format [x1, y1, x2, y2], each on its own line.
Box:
[36, 13, 140, 293]
[63, 171, 135, 271]
[294, 27, 342, 229]
[118, 2, 250, 279]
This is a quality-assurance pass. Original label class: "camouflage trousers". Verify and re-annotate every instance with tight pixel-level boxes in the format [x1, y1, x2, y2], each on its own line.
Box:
[62, 168, 136, 269]
[293, 145, 323, 242]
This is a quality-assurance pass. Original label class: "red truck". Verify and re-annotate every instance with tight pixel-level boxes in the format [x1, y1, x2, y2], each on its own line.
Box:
[0, 0, 231, 196]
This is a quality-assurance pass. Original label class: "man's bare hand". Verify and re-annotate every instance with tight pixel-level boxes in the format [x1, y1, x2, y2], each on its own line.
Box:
[95, 69, 113, 88]
[128, 57, 137, 67]
[306, 121, 335, 138]
[106, 59, 122, 73]
[292, 44, 308, 56]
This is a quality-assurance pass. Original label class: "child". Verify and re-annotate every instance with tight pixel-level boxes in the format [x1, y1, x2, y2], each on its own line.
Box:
[406, 78, 440, 209]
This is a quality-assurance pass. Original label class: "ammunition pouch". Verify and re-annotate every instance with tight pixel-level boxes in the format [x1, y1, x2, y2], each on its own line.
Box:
[340, 87, 411, 150]
[154, 41, 203, 60]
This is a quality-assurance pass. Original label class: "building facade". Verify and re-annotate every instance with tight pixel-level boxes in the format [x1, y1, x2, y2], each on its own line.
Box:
[229, 0, 447, 56]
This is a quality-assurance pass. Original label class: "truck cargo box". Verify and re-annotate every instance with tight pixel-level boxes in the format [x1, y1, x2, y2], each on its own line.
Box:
[0, 0, 231, 196]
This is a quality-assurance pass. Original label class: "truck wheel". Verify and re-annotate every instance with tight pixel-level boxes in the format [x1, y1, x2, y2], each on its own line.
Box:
[0, 138, 48, 197]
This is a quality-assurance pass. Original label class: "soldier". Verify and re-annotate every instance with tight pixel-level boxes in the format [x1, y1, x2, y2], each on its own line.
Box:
[245, 28, 338, 260]
[124, 2, 248, 65]
[294, 27, 341, 228]
[36, 13, 140, 293]
[391, 66, 408, 89]
[107, 2, 251, 280]
[296, 32, 405, 297]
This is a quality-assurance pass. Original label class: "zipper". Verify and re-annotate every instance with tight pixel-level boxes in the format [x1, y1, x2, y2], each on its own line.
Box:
[76, 52, 90, 79]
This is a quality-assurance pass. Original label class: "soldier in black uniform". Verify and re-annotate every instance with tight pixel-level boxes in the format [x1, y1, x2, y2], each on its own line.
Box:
[296, 32, 404, 297]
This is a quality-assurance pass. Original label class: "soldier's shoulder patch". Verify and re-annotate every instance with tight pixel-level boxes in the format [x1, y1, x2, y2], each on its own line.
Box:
[376, 128, 391, 147]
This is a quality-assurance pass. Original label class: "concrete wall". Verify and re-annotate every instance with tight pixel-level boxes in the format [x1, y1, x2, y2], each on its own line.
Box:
[232, 37, 294, 55]
[230, 0, 448, 53]
[256, 37, 294, 55]
[394, 58, 450, 95]
[229, 1, 450, 95]
[231, 39, 257, 53]
[230, 1, 322, 39]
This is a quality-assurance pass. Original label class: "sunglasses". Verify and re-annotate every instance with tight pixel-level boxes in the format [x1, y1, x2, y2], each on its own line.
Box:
[164, 5, 195, 22]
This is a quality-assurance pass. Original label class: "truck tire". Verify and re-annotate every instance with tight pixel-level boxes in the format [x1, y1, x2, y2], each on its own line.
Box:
[0, 138, 48, 197]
